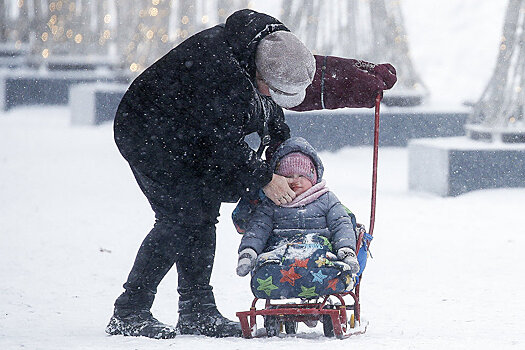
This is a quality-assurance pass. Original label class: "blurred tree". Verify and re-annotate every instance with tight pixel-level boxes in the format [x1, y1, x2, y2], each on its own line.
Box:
[280, 0, 425, 96]
[116, 0, 172, 73]
[469, 0, 524, 130]
[116, 0, 249, 74]
[23, 0, 119, 68]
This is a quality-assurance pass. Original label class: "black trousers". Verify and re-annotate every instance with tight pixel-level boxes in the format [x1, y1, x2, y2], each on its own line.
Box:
[114, 164, 222, 314]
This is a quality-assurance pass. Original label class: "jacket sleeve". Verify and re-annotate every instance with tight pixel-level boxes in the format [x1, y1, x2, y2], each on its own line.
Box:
[291, 55, 397, 111]
[325, 192, 357, 252]
[264, 100, 290, 161]
[209, 127, 274, 192]
[238, 201, 274, 255]
[204, 78, 276, 193]
[267, 103, 290, 143]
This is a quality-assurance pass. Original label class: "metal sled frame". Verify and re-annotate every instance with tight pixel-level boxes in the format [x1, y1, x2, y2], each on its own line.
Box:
[236, 284, 367, 339]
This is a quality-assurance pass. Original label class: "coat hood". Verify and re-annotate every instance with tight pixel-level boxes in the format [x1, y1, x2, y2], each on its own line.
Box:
[224, 9, 289, 79]
[270, 137, 324, 183]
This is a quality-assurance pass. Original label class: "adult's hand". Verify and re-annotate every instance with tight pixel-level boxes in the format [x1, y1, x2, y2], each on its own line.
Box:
[263, 174, 296, 205]
[292, 56, 397, 111]
[323, 57, 397, 109]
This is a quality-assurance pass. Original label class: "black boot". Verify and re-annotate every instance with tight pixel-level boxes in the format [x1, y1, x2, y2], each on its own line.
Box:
[176, 290, 242, 337]
[106, 290, 177, 339]
[106, 217, 182, 339]
[106, 310, 177, 339]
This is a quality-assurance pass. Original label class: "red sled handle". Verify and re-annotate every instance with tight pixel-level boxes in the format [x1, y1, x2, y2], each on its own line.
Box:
[368, 93, 382, 238]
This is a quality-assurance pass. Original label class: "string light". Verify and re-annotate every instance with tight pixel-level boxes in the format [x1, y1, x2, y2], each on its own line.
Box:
[182, 16, 189, 25]
[74, 34, 83, 44]
[104, 15, 112, 24]
[149, 7, 159, 17]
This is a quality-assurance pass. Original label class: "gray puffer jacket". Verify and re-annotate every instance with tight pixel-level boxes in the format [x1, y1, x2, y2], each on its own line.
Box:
[238, 137, 357, 255]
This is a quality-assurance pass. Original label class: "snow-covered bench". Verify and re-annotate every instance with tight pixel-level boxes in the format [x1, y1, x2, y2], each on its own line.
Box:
[0, 68, 127, 111]
[284, 105, 470, 150]
[0, 43, 28, 69]
[69, 83, 128, 125]
[409, 137, 525, 196]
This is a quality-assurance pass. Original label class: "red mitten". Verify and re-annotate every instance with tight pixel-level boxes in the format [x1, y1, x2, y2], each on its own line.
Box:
[292, 55, 397, 111]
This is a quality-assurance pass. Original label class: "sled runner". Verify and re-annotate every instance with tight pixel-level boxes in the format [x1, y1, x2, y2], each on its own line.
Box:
[236, 94, 382, 339]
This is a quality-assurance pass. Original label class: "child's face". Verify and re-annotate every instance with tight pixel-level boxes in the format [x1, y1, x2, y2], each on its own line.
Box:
[287, 174, 313, 196]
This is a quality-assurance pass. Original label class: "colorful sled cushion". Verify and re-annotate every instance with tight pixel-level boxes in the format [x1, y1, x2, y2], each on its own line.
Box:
[250, 234, 353, 299]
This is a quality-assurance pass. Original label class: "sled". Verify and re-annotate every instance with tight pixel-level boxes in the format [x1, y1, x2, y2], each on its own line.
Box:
[236, 222, 372, 339]
[236, 94, 382, 339]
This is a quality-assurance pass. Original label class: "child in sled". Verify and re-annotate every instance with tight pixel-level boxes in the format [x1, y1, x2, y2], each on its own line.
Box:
[235, 137, 360, 299]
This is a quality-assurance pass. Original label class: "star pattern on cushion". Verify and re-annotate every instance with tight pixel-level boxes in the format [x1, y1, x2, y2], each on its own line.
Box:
[256, 276, 279, 296]
[279, 267, 302, 286]
[310, 270, 328, 284]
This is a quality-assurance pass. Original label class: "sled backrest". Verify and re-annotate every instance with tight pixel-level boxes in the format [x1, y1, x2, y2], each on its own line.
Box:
[342, 206, 373, 283]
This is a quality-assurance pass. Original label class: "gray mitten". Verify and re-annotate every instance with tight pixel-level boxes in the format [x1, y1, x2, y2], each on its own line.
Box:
[337, 247, 360, 276]
[236, 248, 257, 277]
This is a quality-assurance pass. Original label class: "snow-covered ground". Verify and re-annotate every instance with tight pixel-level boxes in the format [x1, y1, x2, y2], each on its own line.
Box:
[1, 1, 524, 349]
[2, 108, 523, 349]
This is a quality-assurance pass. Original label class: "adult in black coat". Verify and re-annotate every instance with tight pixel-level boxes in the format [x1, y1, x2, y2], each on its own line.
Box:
[106, 9, 396, 339]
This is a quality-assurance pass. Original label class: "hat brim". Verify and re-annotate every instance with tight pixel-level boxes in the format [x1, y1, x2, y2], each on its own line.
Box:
[269, 88, 306, 108]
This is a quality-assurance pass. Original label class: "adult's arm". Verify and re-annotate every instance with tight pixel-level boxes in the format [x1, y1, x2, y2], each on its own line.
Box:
[264, 99, 290, 161]
[292, 55, 397, 111]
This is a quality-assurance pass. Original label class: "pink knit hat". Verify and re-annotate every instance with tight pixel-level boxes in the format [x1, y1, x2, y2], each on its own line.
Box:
[275, 152, 317, 185]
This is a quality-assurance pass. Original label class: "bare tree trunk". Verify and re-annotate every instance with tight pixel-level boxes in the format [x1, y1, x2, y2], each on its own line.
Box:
[178, 0, 197, 43]
[369, 0, 423, 91]
[470, 0, 525, 127]
[0, 0, 6, 42]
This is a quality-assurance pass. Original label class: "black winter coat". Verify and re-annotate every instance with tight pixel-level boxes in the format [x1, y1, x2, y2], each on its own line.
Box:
[114, 10, 290, 202]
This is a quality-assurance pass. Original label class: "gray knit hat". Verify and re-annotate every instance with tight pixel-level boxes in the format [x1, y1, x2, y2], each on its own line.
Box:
[255, 31, 315, 108]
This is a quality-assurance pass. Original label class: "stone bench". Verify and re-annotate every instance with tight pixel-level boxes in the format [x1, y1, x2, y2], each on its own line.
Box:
[0, 43, 29, 69]
[70, 83, 128, 125]
[285, 105, 470, 150]
[408, 137, 525, 196]
[0, 68, 127, 111]
[66, 87, 469, 149]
